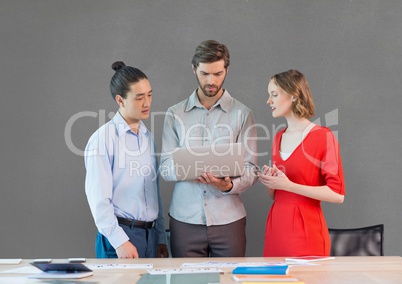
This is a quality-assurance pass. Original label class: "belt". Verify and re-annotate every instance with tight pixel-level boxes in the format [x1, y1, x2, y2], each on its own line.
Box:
[117, 217, 155, 229]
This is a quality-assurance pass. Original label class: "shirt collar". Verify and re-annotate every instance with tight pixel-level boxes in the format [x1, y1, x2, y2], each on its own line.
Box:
[185, 89, 231, 113]
[112, 111, 149, 136]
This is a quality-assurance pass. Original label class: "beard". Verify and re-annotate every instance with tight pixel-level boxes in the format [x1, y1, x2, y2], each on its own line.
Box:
[195, 73, 226, 98]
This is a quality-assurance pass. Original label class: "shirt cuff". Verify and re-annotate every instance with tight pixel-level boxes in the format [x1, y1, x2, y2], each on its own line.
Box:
[221, 181, 234, 194]
[107, 228, 130, 249]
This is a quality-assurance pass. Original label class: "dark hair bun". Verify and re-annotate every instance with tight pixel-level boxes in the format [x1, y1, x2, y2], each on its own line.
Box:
[111, 61, 126, 71]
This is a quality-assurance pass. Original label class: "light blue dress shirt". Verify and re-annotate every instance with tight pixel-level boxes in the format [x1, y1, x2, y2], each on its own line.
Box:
[85, 112, 166, 249]
[160, 90, 258, 226]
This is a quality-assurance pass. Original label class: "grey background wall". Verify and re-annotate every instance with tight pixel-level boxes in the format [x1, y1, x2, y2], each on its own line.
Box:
[1, 0, 401, 258]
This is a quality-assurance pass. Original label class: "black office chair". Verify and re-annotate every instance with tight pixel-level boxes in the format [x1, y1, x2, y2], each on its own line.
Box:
[328, 224, 384, 256]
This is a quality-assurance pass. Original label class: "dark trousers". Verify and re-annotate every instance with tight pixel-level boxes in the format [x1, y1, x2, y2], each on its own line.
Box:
[95, 225, 157, 258]
[169, 216, 246, 257]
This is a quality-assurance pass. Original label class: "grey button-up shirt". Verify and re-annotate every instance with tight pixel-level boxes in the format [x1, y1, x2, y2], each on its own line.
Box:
[160, 90, 258, 226]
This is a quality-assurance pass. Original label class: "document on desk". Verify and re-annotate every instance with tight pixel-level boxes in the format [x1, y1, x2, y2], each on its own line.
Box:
[285, 256, 335, 263]
[86, 263, 153, 269]
[0, 266, 40, 274]
[181, 261, 287, 268]
[0, 259, 22, 264]
[0, 276, 31, 283]
[148, 268, 222, 275]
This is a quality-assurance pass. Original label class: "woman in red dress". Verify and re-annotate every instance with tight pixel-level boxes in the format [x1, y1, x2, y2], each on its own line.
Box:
[259, 70, 345, 257]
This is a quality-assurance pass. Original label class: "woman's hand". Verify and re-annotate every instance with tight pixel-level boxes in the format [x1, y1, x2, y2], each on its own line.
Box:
[258, 164, 292, 191]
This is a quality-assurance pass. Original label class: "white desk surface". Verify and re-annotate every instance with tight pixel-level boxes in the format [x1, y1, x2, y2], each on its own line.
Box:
[1, 256, 402, 283]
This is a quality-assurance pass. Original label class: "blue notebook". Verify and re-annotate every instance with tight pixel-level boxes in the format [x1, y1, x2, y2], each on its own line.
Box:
[232, 265, 289, 275]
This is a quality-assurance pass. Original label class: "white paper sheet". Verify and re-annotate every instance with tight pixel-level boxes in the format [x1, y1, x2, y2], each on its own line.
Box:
[148, 267, 222, 275]
[0, 259, 22, 265]
[181, 261, 287, 268]
[86, 263, 152, 270]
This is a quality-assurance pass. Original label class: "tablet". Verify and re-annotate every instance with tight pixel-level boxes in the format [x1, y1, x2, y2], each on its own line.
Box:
[29, 262, 93, 279]
[30, 262, 92, 273]
[172, 143, 245, 181]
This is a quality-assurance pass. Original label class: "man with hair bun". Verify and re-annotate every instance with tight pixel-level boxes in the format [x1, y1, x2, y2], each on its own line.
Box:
[85, 61, 168, 258]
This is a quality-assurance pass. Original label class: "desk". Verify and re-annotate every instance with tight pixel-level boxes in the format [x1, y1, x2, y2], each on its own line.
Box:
[1, 257, 402, 283]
